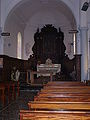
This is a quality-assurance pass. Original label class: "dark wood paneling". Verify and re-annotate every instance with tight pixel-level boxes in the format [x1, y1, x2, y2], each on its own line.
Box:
[32, 24, 66, 64]
[0, 55, 28, 81]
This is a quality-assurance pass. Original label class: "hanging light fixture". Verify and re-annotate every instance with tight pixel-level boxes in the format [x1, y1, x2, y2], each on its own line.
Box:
[81, 2, 90, 11]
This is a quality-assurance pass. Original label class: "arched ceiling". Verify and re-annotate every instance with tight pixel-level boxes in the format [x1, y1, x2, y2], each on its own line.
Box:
[5, 0, 76, 30]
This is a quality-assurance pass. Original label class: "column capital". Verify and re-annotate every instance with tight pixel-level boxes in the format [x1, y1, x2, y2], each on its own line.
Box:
[0, 27, 2, 35]
[79, 26, 88, 31]
[74, 54, 82, 57]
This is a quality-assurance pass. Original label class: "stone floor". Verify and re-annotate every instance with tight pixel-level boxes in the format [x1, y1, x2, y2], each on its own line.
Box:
[0, 90, 38, 120]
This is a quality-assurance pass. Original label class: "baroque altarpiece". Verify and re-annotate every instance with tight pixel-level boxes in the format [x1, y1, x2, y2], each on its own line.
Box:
[28, 24, 80, 80]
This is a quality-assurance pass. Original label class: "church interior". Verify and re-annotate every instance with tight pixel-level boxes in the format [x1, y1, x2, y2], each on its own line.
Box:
[1, 0, 90, 119]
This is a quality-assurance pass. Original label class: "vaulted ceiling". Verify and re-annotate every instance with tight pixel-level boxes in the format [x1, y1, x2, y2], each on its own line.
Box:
[5, 0, 76, 30]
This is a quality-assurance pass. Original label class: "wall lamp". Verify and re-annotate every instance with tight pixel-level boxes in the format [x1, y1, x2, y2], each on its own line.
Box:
[81, 2, 90, 11]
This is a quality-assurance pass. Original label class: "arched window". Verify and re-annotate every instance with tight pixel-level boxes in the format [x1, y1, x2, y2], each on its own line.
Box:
[17, 32, 22, 59]
[73, 33, 76, 55]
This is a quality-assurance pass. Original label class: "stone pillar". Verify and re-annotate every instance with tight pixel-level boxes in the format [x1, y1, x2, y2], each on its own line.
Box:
[79, 0, 88, 81]
[80, 27, 88, 81]
[0, 27, 3, 54]
[76, 30, 81, 54]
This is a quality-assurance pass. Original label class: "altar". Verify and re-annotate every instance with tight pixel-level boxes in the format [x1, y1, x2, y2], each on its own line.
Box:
[27, 63, 61, 84]
[26, 58, 61, 84]
[26, 61, 61, 84]
[37, 64, 61, 76]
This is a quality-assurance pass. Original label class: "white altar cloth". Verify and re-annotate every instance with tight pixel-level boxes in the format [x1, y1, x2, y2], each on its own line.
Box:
[37, 64, 61, 76]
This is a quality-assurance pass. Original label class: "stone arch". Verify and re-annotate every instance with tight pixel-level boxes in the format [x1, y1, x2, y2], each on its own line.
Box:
[3, 0, 77, 59]
[3, 0, 77, 30]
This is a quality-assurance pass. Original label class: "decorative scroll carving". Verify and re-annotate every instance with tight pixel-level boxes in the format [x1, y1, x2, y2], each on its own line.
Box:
[32, 24, 66, 64]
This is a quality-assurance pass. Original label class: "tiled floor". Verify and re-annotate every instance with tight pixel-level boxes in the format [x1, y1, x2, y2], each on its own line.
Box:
[0, 90, 38, 120]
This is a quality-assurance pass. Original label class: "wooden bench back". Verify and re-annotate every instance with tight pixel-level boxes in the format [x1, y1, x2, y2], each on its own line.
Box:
[28, 101, 90, 110]
[20, 110, 90, 120]
[41, 88, 90, 93]
[20, 81, 90, 120]
[34, 96, 90, 102]
[46, 81, 85, 86]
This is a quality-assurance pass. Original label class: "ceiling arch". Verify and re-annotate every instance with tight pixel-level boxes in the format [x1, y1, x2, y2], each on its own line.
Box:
[4, 0, 76, 30]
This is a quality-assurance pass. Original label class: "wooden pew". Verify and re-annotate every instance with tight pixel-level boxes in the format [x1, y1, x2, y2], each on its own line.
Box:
[42, 86, 90, 92]
[41, 87, 90, 93]
[35, 84, 90, 101]
[31, 82, 90, 110]
[28, 101, 90, 110]
[34, 95, 90, 102]
[46, 81, 86, 86]
[36, 92, 90, 97]
[42, 86, 90, 89]
[20, 110, 90, 120]
[44, 85, 88, 89]
[34, 88, 90, 101]
[20, 81, 90, 120]
[0, 81, 20, 105]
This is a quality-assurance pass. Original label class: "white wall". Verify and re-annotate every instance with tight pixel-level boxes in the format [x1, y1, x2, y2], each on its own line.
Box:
[0, 0, 81, 59]
[0, 0, 3, 54]
[87, 5, 90, 70]
[1, 0, 79, 27]
[4, 18, 24, 58]
[1, 0, 22, 28]
[0, 0, 1, 24]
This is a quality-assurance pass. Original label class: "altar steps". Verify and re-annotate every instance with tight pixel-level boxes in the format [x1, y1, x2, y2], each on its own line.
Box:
[54, 73, 74, 81]
[19, 73, 74, 91]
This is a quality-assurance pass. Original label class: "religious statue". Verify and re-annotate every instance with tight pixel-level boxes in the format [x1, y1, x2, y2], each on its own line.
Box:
[45, 58, 52, 65]
[11, 67, 20, 81]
